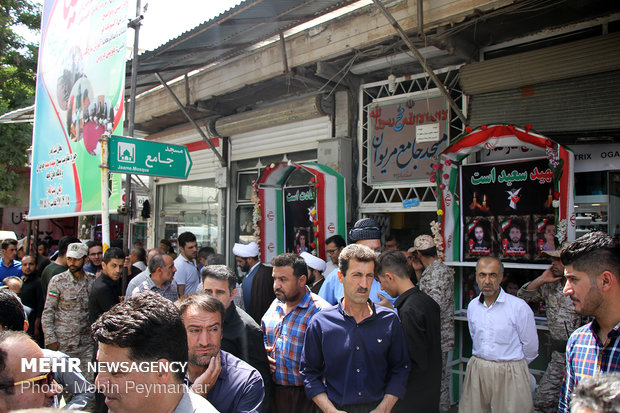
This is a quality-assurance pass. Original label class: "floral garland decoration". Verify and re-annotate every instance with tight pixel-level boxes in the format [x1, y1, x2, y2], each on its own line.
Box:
[545, 142, 564, 242]
[306, 170, 319, 255]
[429, 156, 452, 259]
[430, 219, 446, 260]
[250, 179, 261, 244]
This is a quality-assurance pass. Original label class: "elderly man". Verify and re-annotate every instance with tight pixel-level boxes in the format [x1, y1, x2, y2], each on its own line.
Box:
[234, 241, 274, 324]
[126, 253, 178, 302]
[300, 252, 326, 294]
[92, 292, 218, 413]
[202, 264, 273, 412]
[0, 330, 62, 412]
[376, 250, 442, 412]
[319, 218, 393, 306]
[301, 244, 410, 412]
[459, 256, 538, 413]
[123, 248, 160, 300]
[412, 234, 455, 412]
[262, 253, 329, 413]
[42, 242, 95, 381]
[177, 293, 264, 413]
[517, 247, 583, 413]
[558, 232, 620, 413]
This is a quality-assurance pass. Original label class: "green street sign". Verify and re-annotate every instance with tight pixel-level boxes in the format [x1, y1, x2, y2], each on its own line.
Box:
[109, 135, 193, 179]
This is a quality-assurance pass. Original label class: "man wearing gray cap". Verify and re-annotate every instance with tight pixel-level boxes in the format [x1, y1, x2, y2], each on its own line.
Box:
[42, 242, 95, 381]
[234, 241, 275, 324]
[300, 252, 326, 294]
[413, 234, 454, 413]
[318, 218, 393, 306]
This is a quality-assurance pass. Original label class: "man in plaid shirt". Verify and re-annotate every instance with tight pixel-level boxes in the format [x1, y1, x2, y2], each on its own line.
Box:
[558, 231, 620, 412]
[261, 253, 330, 413]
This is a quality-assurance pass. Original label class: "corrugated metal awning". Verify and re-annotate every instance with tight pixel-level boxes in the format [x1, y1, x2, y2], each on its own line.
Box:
[129, 0, 358, 95]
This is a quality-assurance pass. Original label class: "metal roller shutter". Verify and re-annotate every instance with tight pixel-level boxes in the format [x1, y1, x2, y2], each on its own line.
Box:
[469, 70, 620, 133]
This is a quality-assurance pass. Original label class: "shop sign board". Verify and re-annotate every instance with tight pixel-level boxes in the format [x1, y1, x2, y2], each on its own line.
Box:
[460, 157, 556, 263]
[570, 143, 620, 173]
[109, 135, 193, 179]
[367, 93, 449, 184]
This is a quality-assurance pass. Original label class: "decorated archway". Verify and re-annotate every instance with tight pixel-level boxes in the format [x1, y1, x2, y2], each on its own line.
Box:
[433, 124, 575, 261]
[256, 162, 346, 263]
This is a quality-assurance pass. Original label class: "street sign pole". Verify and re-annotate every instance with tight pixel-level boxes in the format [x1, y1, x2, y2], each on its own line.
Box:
[100, 134, 111, 251]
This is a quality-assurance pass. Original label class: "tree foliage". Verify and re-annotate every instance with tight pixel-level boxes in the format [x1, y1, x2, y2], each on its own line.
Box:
[0, 0, 41, 205]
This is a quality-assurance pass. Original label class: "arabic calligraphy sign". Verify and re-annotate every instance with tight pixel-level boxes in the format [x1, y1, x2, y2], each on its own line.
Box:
[28, 0, 127, 218]
[460, 157, 555, 262]
[367, 93, 449, 184]
[109, 136, 193, 179]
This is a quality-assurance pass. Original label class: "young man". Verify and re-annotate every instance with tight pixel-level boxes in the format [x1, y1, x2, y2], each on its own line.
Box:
[83, 240, 103, 277]
[558, 231, 620, 413]
[18, 255, 43, 343]
[41, 235, 80, 299]
[177, 293, 264, 413]
[202, 265, 272, 411]
[412, 234, 455, 412]
[376, 250, 442, 413]
[301, 244, 409, 413]
[517, 247, 583, 412]
[174, 231, 201, 296]
[261, 253, 329, 413]
[88, 247, 125, 324]
[42, 242, 96, 381]
[459, 256, 538, 413]
[92, 292, 218, 413]
[0, 239, 21, 282]
[234, 241, 274, 324]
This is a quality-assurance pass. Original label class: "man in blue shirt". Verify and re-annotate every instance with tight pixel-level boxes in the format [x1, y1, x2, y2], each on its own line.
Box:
[318, 218, 394, 307]
[301, 244, 410, 412]
[177, 293, 264, 413]
[0, 239, 22, 282]
[173, 231, 201, 296]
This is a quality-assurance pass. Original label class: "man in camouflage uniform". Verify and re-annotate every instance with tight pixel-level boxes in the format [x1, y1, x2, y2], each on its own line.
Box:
[42, 242, 95, 381]
[413, 234, 455, 413]
[518, 248, 584, 413]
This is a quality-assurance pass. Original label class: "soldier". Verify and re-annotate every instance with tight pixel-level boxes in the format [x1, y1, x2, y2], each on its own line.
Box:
[42, 242, 95, 381]
[412, 235, 455, 413]
[517, 247, 583, 413]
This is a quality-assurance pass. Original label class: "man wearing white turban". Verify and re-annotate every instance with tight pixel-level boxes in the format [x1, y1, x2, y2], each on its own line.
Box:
[233, 242, 275, 324]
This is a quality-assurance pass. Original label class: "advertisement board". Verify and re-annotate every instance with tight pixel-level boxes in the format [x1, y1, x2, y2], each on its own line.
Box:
[28, 0, 128, 218]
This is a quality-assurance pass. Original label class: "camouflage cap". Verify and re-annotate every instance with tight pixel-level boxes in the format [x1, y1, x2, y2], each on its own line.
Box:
[412, 235, 435, 251]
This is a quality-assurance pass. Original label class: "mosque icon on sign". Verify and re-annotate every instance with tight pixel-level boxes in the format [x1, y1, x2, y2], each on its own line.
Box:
[118, 142, 135, 163]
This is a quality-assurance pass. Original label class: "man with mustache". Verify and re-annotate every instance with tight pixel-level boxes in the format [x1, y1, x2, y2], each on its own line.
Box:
[518, 247, 584, 413]
[558, 232, 620, 413]
[301, 244, 410, 413]
[177, 293, 264, 413]
[42, 242, 95, 381]
[459, 256, 538, 413]
[261, 253, 329, 413]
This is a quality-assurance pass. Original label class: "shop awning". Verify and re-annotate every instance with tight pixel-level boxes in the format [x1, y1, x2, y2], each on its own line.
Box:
[129, 0, 359, 95]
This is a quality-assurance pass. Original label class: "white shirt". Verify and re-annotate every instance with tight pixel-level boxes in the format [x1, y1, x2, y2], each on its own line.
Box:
[467, 288, 538, 363]
[173, 255, 201, 294]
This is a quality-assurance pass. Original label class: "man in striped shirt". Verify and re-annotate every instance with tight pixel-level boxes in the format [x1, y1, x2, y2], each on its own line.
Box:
[558, 231, 620, 413]
[261, 253, 329, 413]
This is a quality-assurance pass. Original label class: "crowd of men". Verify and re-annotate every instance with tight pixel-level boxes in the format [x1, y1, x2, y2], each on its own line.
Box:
[0, 225, 618, 413]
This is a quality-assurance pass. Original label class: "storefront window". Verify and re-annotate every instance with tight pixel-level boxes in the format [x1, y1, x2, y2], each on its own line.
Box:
[157, 179, 219, 249]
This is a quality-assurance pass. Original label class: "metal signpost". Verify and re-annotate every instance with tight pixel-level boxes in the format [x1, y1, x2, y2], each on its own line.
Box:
[109, 135, 193, 179]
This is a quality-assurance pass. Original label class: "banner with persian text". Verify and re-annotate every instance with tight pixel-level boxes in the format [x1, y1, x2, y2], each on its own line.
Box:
[460, 157, 556, 263]
[367, 92, 449, 184]
[28, 0, 127, 219]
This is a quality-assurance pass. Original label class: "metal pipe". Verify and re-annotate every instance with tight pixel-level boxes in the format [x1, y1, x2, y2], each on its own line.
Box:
[371, 0, 467, 125]
[154, 72, 226, 167]
[417, 0, 424, 39]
